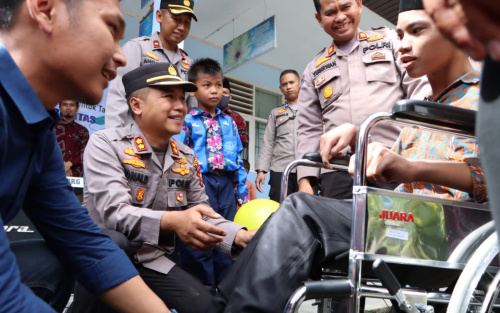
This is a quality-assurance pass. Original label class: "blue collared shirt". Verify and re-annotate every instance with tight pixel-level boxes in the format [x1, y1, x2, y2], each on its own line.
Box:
[175, 107, 249, 204]
[0, 44, 137, 312]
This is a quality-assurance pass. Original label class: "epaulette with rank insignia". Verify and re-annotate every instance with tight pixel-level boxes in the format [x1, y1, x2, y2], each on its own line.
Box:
[134, 136, 148, 152]
[179, 48, 189, 57]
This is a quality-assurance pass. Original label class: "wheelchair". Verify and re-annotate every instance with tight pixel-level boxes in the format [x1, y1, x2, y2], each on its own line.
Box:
[281, 99, 499, 313]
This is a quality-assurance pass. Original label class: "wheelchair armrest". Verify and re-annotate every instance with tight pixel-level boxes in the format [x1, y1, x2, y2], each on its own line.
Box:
[302, 152, 350, 167]
[392, 99, 476, 135]
[303, 280, 352, 300]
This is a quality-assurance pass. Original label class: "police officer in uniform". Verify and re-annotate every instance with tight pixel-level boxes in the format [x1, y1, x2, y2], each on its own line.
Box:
[255, 70, 301, 202]
[105, 0, 197, 129]
[297, 0, 430, 199]
[71, 63, 254, 313]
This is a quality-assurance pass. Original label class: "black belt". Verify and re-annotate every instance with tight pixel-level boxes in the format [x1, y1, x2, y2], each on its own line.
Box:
[209, 169, 229, 176]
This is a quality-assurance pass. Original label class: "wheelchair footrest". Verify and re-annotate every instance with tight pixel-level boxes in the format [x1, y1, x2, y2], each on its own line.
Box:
[303, 279, 352, 300]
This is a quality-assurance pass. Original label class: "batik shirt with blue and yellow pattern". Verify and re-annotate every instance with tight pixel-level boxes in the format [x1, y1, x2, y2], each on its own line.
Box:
[392, 70, 486, 203]
[175, 107, 249, 205]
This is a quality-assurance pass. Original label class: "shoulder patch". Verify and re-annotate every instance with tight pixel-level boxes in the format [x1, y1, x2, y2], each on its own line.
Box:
[181, 58, 191, 70]
[153, 40, 161, 49]
[136, 188, 145, 202]
[367, 35, 384, 42]
[358, 32, 368, 40]
[124, 147, 142, 159]
[371, 51, 386, 61]
[315, 77, 326, 86]
[316, 57, 331, 68]
[146, 52, 159, 61]
[323, 86, 334, 99]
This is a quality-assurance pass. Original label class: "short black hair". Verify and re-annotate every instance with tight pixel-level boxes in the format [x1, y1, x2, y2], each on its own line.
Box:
[59, 99, 80, 107]
[313, 0, 321, 15]
[280, 69, 300, 80]
[0, 0, 81, 29]
[187, 58, 223, 83]
[223, 78, 231, 92]
[243, 159, 251, 172]
[0, 0, 24, 29]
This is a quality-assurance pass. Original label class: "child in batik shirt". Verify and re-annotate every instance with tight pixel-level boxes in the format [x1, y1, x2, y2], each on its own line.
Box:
[175, 58, 249, 289]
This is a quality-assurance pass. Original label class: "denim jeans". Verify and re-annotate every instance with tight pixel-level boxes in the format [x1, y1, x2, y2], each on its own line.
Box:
[12, 239, 73, 312]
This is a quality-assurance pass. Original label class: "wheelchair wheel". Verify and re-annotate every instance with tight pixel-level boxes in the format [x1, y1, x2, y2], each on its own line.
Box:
[447, 233, 500, 313]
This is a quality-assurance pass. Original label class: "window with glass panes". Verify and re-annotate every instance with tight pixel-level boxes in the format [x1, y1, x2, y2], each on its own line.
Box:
[254, 88, 282, 163]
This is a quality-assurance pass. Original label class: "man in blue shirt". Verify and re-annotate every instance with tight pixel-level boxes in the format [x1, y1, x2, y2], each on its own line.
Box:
[0, 0, 173, 312]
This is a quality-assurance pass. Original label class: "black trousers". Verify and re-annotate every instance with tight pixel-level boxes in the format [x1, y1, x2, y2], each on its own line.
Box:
[320, 171, 398, 199]
[71, 265, 212, 313]
[268, 170, 299, 203]
[208, 193, 353, 313]
[70, 229, 212, 313]
[13, 239, 73, 312]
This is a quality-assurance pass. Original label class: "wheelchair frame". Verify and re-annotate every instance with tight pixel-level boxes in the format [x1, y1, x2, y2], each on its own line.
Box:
[281, 99, 499, 313]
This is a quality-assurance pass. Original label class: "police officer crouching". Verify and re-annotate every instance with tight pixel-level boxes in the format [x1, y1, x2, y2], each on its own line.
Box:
[71, 62, 254, 313]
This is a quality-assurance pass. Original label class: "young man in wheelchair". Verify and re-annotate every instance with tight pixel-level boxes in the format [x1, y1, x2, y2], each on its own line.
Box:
[206, 0, 486, 312]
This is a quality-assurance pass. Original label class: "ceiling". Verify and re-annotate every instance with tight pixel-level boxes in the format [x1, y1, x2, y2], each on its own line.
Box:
[364, 0, 399, 25]
[186, 0, 396, 74]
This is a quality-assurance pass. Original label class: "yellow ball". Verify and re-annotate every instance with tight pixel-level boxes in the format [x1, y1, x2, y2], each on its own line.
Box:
[234, 199, 280, 230]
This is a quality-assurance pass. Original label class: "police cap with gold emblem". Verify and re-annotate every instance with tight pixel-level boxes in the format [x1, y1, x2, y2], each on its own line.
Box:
[160, 0, 197, 22]
[399, 0, 424, 12]
[123, 62, 198, 98]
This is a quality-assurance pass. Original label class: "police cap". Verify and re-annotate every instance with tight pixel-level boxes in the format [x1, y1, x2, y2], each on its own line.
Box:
[160, 0, 197, 22]
[399, 0, 424, 13]
[123, 62, 198, 98]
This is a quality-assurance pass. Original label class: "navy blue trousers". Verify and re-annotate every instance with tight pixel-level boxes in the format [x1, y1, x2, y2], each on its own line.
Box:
[13, 239, 73, 312]
[178, 173, 236, 288]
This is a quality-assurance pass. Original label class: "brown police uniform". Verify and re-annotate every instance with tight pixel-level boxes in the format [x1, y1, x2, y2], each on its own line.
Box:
[297, 27, 430, 182]
[256, 103, 298, 173]
[256, 103, 299, 201]
[105, 32, 195, 129]
[83, 124, 243, 274]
